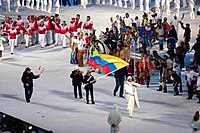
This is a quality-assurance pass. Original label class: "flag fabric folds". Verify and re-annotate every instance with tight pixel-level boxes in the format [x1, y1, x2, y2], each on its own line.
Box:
[87, 54, 129, 74]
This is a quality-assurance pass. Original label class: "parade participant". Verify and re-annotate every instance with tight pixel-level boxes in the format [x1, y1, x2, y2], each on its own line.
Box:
[125, 76, 141, 118]
[174, 0, 180, 17]
[83, 16, 93, 35]
[70, 35, 79, 64]
[81, 0, 87, 9]
[60, 20, 68, 48]
[155, 24, 165, 50]
[70, 66, 83, 99]
[180, 22, 191, 52]
[69, 18, 77, 36]
[170, 16, 179, 36]
[138, 52, 155, 87]
[182, 0, 187, 8]
[0, 35, 6, 61]
[38, 20, 46, 48]
[8, 26, 17, 54]
[83, 70, 96, 104]
[145, 0, 150, 12]
[123, 13, 132, 28]
[14, 0, 21, 13]
[189, 0, 195, 19]
[188, 111, 200, 132]
[139, 0, 143, 11]
[169, 70, 182, 96]
[29, 16, 38, 45]
[182, 66, 199, 100]
[75, 14, 83, 33]
[16, 15, 25, 44]
[21, 67, 40, 103]
[54, 20, 61, 46]
[24, 22, 32, 48]
[47, 0, 52, 13]
[113, 67, 128, 98]
[197, 6, 200, 15]
[166, 0, 170, 15]
[45, 16, 53, 46]
[77, 32, 85, 67]
[36, 0, 41, 10]
[107, 104, 122, 133]
[163, 17, 171, 41]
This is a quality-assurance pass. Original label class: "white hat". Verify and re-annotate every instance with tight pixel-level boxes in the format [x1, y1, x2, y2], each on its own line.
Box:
[127, 76, 132, 80]
[74, 66, 79, 70]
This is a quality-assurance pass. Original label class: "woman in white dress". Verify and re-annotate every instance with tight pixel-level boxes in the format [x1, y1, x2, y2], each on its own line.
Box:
[125, 76, 141, 118]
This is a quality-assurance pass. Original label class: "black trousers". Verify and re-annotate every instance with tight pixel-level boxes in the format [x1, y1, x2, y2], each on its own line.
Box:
[85, 88, 94, 102]
[173, 80, 181, 94]
[25, 87, 33, 102]
[114, 78, 124, 97]
[62, 0, 71, 6]
[187, 84, 194, 99]
[74, 85, 82, 98]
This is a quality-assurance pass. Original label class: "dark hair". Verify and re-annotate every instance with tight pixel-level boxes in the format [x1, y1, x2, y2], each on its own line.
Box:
[76, 14, 80, 17]
[193, 111, 199, 121]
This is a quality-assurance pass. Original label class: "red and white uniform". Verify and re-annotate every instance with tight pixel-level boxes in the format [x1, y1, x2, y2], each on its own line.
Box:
[60, 24, 68, 48]
[24, 27, 32, 47]
[14, 26, 20, 46]
[30, 19, 38, 44]
[69, 22, 77, 35]
[38, 25, 46, 47]
[16, 19, 25, 42]
[54, 24, 61, 45]
[45, 20, 53, 44]
[4, 22, 12, 34]
[8, 28, 17, 54]
[83, 20, 93, 34]
[75, 18, 82, 33]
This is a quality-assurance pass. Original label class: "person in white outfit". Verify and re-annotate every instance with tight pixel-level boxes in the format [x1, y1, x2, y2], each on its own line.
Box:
[170, 16, 179, 35]
[6, 0, 11, 12]
[188, 111, 200, 133]
[182, 0, 187, 8]
[107, 104, 122, 133]
[36, 0, 41, 10]
[125, 76, 141, 118]
[81, 0, 87, 9]
[189, 0, 195, 19]
[145, 0, 150, 12]
[139, 0, 144, 11]
[24, 22, 32, 48]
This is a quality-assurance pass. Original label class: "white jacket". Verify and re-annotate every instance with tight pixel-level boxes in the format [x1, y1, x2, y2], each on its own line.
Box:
[125, 81, 140, 108]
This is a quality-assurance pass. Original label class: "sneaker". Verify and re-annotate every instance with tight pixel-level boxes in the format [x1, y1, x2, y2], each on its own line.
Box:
[186, 98, 192, 100]
[92, 101, 95, 104]
[86, 101, 89, 104]
[119, 96, 125, 98]
[79, 97, 83, 99]
[113, 93, 116, 96]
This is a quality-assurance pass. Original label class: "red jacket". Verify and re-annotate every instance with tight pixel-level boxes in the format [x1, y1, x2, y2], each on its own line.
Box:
[60, 25, 68, 34]
[24, 27, 32, 36]
[69, 22, 77, 33]
[54, 24, 61, 33]
[30, 19, 37, 31]
[75, 19, 82, 29]
[45, 21, 53, 30]
[83, 20, 93, 31]
[8, 29, 17, 39]
[38, 26, 46, 34]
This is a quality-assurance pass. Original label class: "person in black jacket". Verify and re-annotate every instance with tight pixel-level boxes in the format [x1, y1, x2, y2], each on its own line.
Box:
[113, 67, 128, 98]
[21, 67, 40, 103]
[83, 70, 96, 104]
[169, 70, 182, 96]
[70, 66, 83, 99]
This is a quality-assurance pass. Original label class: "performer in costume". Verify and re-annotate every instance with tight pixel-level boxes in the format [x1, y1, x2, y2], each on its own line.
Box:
[6, 0, 11, 12]
[189, 0, 195, 19]
[60, 20, 68, 48]
[14, 0, 21, 13]
[166, 0, 171, 15]
[24, 22, 32, 48]
[38, 20, 47, 48]
[83, 16, 93, 35]
[55, 0, 60, 14]
[139, 0, 144, 11]
[174, 0, 180, 17]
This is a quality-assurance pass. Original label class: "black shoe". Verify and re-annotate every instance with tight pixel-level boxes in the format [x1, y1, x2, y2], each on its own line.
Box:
[113, 93, 116, 96]
[80, 97, 83, 99]
[119, 96, 125, 98]
[92, 101, 95, 104]
[197, 101, 200, 104]
[174, 93, 179, 96]
[157, 89, 162, 91]
[86, 101, 89, 104]
[11, 53, 13, 55]
[186, 98, 192, 100]
[26, 100, 30, 103]
[163, 91, 167, 93]
[147, 85, 149, 88]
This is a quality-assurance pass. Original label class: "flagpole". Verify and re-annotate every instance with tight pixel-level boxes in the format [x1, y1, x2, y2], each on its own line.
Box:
[96, 65, 129, 80]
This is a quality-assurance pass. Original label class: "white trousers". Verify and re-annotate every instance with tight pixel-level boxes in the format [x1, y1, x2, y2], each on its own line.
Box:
[24, 34, 30, 47]
[130, 0, 135, 9]
[46, 30, 53, 44]
[182, 0, 187, 7]
[39, 34, 46, 47]
[139, 0, 144, 11]
[54, 33, 60, 45]
[36, 0, 40, 10]
[81, 0, 87, 8]
[60, 34, 67, 48]
[31, 31, 38, 44]
[9, 39, 15, 54]
[118, 0, 122, 7]
[166, 0, 170, 15]
[145, 0, 149, 12]
[189, 1, 195, 19]
[6, 0, 10, 11]
[47, 0, 52, 12]
[15, 35, 18, 46]
[127, 96, 135, 117]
